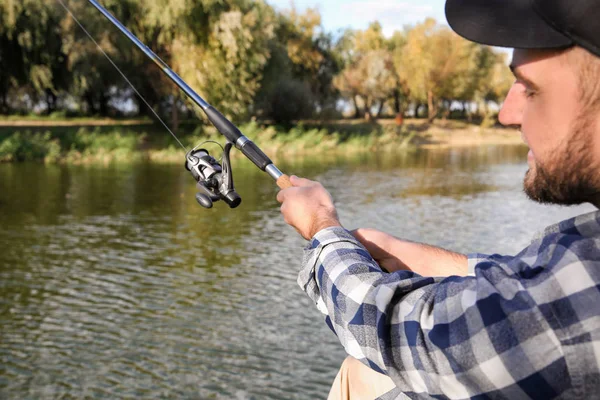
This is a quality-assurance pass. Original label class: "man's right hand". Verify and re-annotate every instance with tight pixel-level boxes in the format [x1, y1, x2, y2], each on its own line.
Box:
[351, 228, 409, 273]
[351, 228, 469, 277]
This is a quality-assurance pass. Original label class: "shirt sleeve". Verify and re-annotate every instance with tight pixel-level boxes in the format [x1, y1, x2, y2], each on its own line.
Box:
[298, 227, 571, 398]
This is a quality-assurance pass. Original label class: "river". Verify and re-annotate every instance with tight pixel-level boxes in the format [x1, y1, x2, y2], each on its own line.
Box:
[0, 145, 594, 399]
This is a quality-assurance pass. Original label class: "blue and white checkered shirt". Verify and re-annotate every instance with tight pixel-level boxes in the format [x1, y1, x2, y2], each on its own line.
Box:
[299, 210, 600, 399]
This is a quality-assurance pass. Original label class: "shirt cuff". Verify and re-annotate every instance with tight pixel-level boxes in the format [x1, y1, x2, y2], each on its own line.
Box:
[298, 226, 366, 308]
[309, 226, 360, 249]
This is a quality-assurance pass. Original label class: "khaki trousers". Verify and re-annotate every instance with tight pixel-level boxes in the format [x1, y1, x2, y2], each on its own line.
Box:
[327, 357, 397, 400]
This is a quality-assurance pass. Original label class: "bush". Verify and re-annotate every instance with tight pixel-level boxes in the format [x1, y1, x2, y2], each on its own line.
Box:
[0, 128, 146, 163]
[71, 128, 140, 152]
[0, 131, 61, 162]
[67, 128, 143, 161]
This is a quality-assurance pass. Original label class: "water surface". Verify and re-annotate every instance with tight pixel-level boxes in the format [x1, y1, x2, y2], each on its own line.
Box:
[0, 146, 594, 399]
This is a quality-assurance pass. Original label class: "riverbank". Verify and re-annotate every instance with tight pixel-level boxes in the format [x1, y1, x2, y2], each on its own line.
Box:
[0, 118, 523, 163]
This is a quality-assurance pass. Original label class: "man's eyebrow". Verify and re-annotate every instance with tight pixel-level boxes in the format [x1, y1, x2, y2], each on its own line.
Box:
[509, 65, 540, 90]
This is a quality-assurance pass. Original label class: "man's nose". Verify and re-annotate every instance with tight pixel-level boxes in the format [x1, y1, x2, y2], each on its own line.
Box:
[498, 83, 522, 127]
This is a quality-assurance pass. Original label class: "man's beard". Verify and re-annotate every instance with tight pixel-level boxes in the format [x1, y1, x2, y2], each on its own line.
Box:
[524, 115, 600, 206]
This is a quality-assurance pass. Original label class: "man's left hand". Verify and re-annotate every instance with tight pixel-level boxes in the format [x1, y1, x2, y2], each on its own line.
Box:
[276, 176, 342, 240]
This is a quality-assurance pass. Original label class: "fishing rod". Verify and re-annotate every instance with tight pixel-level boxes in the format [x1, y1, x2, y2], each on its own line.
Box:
[60, 0, 292, 209]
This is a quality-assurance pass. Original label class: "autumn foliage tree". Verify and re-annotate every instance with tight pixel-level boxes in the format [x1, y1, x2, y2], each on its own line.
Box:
[0, 1, 512, 125]
[335, 18, 512, 122]
[334, 22, 398, 120]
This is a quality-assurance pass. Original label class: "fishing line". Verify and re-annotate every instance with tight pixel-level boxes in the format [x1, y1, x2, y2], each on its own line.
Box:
[56, 0, 189, 152]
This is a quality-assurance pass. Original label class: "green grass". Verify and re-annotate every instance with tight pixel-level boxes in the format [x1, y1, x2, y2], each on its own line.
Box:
[247, 121, 418, 156]
[0, 120, 421, 164]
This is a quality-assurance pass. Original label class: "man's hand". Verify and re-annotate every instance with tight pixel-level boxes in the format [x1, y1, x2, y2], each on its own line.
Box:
[351, 228, 409, 273]
[352, 228, 469, 277]
[276, 176, 342, 240]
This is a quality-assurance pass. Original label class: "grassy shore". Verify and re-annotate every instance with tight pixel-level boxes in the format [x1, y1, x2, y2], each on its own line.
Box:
[0, 118, 522, 164]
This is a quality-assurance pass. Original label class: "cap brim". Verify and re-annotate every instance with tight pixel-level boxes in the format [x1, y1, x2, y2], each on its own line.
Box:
[445, 0, 573, 50]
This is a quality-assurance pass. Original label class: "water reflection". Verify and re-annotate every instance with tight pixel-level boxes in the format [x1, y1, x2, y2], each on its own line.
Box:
[0, 145, 594, 399]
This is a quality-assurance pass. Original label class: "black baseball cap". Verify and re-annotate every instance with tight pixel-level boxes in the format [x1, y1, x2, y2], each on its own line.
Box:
[445, 0, 600, 57]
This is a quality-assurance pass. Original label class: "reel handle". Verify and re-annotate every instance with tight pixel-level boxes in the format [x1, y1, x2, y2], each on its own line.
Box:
[277, 174, 293, 189]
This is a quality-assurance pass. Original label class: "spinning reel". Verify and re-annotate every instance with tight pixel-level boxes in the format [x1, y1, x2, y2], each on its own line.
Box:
[185, 142, 241, 209]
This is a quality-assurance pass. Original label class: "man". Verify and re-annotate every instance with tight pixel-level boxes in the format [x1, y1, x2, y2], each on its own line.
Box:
[277, 0, 600, 398]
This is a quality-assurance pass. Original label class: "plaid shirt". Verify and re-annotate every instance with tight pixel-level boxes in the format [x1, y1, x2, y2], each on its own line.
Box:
[299, 210, 600, 399]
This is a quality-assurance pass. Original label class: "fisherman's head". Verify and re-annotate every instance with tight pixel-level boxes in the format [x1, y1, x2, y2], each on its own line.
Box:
[446, 0, 600, 206]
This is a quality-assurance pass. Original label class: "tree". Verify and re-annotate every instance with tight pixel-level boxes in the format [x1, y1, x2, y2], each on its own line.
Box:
[0, 0, 69, 113]
[389, 29, 410, 117]
[0, 2, 515, 125]
[356, 50, 397, 119]
[333, 22, 398, 120]
[483, 52, 513, 105]
[354, 21, 386, 53]
[254, 6, 341, 123]
[170, 0, 276, 121]
[58, 0, 147, 115]
[400, 18, 471, 122]
[333, 62, 363, 118]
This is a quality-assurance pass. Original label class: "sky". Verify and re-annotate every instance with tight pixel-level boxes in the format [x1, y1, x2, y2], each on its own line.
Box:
[266, 0, 448, 36]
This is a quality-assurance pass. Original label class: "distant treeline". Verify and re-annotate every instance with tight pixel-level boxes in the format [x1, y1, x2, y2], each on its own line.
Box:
[1, 1, 512, 125]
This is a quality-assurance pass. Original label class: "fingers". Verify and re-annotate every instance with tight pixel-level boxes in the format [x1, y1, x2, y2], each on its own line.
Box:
[276, 186, 297, 203]
[290, 175, 317, 187]
[279, 202, 290, 224]
[352, 228, 379, 240]
[352, 228, 384, 250]
[276, 176, 317, 203]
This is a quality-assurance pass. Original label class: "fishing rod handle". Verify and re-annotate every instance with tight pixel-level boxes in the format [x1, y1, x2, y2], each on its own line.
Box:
[277, 175, 293, 189]
[205, 106, 277, 172]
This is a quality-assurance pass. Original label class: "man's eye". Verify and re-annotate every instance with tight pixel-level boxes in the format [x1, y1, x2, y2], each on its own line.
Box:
[525, 88, 536, 98]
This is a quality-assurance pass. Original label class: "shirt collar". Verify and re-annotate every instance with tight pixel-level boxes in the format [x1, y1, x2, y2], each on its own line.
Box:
[533, 209, 600, 242]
